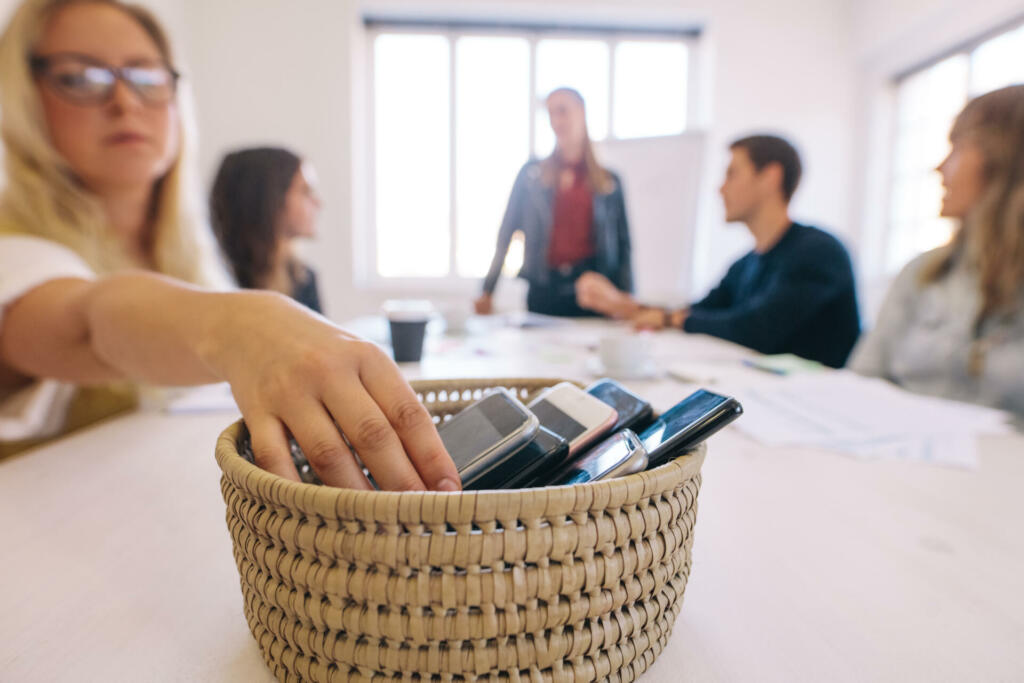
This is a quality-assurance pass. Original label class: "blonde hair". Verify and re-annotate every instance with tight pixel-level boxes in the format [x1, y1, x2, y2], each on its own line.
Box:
[0, 0, 225, 287]
[539, 87, 615, 195]
[920, 84, 1024, 324]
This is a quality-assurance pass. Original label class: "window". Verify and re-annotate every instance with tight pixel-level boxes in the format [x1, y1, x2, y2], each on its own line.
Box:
[887, 21, 1024, 274]
[367, 23, 697, 283]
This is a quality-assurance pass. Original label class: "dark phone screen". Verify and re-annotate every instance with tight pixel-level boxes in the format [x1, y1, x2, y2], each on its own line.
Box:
[640, 390, 734, 459]
[587, 380, 652, 432]
[530, 400, 587, 441]
[438, 393, 530, 471]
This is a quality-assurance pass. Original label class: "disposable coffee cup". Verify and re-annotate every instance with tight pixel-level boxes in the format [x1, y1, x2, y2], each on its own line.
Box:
[383, 300, 433, 363]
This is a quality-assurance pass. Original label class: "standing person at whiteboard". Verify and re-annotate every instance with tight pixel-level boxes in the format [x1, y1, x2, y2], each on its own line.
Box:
[473, 87, 633, 317]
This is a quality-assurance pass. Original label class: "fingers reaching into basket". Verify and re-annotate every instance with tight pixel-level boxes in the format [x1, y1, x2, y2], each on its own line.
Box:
[211, 294, 461, 491]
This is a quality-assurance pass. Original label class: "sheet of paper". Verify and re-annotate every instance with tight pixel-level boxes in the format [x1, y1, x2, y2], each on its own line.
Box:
[729, 371, 1012, 469]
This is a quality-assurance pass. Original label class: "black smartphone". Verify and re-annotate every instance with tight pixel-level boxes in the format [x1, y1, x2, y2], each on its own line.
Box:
[540, 429, 648, 486]
[586, 378, 654, 433]
[464, 426, 569, 490]
[640, 389, 743, 468]
[437, 388, 540, 488]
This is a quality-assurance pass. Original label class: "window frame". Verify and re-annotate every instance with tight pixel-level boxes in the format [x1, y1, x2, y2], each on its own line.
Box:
[363, 22, 700, 289]
[884, 16, 1024, 276]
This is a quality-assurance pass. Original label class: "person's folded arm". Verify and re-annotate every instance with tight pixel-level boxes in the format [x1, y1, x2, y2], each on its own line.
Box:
[683, 263, 845, 354]
[0, 272, 460, 492]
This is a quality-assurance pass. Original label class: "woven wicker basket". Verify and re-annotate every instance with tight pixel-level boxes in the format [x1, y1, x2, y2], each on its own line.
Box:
[215, 378, 706, 682]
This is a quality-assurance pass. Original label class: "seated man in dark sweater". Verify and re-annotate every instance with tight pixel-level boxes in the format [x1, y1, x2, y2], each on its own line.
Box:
[577, 134, 861, 368]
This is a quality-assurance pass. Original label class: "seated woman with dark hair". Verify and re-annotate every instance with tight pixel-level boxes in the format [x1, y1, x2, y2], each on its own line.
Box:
[210, 147, 323, 313]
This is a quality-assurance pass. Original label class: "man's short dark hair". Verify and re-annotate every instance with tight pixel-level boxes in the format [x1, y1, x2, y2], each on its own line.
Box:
[729, 135, 802, 201]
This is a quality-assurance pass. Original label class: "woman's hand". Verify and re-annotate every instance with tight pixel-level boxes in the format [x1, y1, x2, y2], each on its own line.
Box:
[632, 307, 688, 331]
[203, 293, 460, 492]
[632, 307, 667, 331]
[575, 271, 640, 319]
[473, 293, 494, 315]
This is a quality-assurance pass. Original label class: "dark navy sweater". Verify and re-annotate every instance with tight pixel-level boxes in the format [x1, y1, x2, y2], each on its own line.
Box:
[684, 223, 861, 368]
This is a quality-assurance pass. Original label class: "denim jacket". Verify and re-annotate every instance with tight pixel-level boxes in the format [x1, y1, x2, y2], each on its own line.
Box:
[482, 160, 633, 295]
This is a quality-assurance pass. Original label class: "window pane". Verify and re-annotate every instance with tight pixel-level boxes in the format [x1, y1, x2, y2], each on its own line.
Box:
[970, 25, 1024, 96]
[374, 34, 450, 277]
[613, 41, 688, 138]
[534, 39, 610, 157]
[454, 36, 530, 278]
[887, 54, 969, 274]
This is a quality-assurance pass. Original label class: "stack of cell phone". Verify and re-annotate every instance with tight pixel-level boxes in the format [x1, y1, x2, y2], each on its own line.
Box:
[441, 379, 743, 490]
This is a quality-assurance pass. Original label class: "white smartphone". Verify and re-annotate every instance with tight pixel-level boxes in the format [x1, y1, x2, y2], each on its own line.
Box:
[527, 382, 618, 455]
[437, 388, 540, 487]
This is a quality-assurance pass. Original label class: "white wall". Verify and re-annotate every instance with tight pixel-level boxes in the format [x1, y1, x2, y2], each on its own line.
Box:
[174, 0, 360, 319]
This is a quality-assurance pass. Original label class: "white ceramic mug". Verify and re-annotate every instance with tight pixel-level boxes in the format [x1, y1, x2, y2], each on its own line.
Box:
[598, 333, 655, 377]
[440, 303, 471, 334]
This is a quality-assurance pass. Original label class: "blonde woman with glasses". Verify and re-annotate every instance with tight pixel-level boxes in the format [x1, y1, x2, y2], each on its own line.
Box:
[0, 0, 460, 492]
[851, 85, 1024, 417]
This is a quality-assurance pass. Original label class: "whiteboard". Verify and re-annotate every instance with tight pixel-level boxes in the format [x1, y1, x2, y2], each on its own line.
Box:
[596, 132, 705, 304]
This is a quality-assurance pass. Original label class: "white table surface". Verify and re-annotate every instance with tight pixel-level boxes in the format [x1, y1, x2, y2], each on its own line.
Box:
[2, 319, 1022, 682]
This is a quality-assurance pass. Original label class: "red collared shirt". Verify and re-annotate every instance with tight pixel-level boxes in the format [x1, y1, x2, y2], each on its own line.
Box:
[547, 162, 595, 267]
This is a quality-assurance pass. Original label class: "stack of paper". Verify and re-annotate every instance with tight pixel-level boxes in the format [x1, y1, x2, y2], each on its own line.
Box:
[731, 371, 1013, 469]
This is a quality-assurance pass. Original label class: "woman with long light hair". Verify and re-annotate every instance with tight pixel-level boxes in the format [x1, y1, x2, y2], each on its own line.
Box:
[0, 0, 459, 492]
[0, 0, 219, 284]
[851, 84, 1024, 416]
[475, 87, 634, 317]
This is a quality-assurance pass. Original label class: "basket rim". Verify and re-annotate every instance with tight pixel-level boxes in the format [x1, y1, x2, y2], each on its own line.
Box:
[214, 377, 706, 523]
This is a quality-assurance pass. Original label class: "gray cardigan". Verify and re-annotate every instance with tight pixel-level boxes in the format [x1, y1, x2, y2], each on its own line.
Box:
[482, 160, 633, 295]
[850, 250, 1024, 417]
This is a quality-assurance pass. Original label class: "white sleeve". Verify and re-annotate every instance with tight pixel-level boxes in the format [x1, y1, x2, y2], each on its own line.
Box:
[0, 235, 95, 442]
[0, 234, 94, 327]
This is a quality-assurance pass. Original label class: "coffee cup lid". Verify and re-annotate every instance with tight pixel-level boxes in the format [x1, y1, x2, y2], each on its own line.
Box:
[383, 299, 434, 321]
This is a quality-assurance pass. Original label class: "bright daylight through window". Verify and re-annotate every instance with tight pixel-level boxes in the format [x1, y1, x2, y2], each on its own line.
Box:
[370, 26, 693, 281]
[887, 22, 1024, 274]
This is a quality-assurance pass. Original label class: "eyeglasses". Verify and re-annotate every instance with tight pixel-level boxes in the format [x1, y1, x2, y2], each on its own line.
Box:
[30, 53, 179, 106]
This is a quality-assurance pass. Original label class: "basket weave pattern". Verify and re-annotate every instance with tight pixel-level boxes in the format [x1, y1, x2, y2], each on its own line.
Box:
[215, 378, 706, 682]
